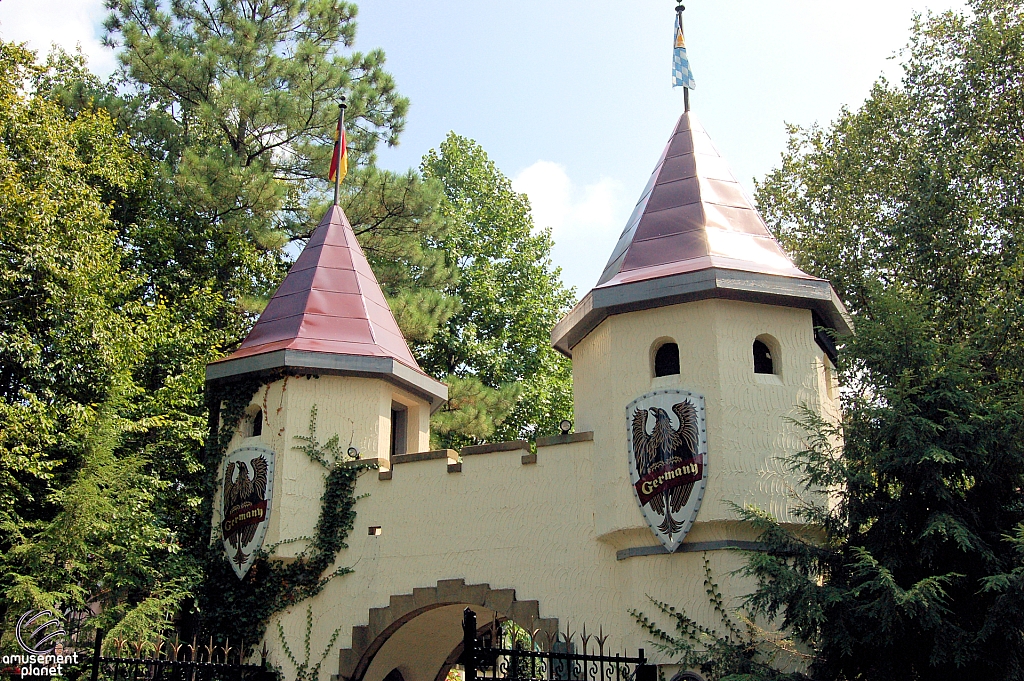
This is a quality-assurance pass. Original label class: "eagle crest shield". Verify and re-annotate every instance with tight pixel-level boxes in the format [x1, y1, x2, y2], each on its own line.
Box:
[220, 445, 276, 578]
[627, 389, 708, 552]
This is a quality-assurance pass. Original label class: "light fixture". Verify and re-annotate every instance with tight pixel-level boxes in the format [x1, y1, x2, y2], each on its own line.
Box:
[559, 420, 572, 435]
[347, 446, 359, 458]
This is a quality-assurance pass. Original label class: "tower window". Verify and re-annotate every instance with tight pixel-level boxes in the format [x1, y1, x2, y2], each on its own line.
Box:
[390, 403, 408, 457]
[654, 342, 680, 377]
[252, 410, 263, 437]
[753, 340, 774, 374]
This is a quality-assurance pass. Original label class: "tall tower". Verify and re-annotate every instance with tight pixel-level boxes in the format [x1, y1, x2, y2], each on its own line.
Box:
[552, 111, 851, 548]
[206, 206, 447, 563]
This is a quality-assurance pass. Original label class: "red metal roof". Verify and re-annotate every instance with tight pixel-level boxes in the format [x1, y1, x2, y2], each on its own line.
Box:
[550, 111, 852, 357]
[212, 205, 424, 373]
[596, 111, 814, 288]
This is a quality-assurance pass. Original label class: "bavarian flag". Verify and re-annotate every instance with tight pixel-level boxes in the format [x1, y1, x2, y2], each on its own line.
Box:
[329, 118, 348, 184]
[672, 13, 697, 89]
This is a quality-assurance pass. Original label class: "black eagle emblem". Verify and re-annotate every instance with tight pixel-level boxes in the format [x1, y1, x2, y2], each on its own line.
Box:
[222, 456, 269, 567]
[631, 401, 700, 537]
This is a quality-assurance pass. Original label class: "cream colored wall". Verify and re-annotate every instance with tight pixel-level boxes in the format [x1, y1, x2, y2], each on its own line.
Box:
[571, 299, 824, 542]
[219, 299, 832, 679]
[211, 374, 431, 558]
[265, 439, 764, 679]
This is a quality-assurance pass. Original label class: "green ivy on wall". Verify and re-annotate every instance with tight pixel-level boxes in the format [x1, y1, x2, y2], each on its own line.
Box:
[196, 376, 375, 655]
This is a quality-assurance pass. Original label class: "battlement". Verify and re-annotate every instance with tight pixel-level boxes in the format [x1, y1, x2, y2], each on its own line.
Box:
[374, 434, 595, 479]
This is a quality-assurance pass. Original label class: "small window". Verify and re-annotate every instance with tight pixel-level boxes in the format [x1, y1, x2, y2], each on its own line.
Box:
[753, 340, 774, 374]
[654, 342, 680, 377]
[390, 403, 408, 457]
[252, 410, 263, 437]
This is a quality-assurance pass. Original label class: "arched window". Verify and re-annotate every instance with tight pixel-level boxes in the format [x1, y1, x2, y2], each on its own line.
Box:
[654, 342, 680, 377]
[753, 339, 774, 374]
[252, 409, 263, 437]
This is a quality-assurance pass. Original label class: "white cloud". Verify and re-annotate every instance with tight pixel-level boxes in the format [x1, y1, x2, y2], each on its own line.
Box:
[0, 0, 116, 76]
[513, 161, 629, 298]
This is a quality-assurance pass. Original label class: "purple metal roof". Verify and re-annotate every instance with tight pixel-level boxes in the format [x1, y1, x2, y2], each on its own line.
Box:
[596, 111, 814, 287]
[549, 111, 852, 357]
[211, 205, 425, 374]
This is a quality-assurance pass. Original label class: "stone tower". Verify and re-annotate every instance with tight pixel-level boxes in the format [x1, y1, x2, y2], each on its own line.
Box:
[551, 110, 851, 552]
[201, 114, 851, 681]
[206, 205, 447, 559]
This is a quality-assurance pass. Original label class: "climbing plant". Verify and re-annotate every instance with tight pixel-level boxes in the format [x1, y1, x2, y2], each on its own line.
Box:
[196, 381, 374, 655]
[277, 604, 344, 681]
[631, 555, 808, 681]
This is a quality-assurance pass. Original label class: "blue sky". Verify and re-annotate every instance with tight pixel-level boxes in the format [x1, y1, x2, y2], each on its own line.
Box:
[0, 0, 966, 298]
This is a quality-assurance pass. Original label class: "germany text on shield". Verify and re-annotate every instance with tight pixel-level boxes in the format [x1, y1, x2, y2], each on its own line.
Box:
[627, 389, 708, 552]
[221, 445, 276, 578]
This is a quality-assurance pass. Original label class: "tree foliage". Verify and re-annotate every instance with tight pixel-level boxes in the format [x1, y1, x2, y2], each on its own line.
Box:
[0, 41, 200, 640]
[740, 1, 1024, 678]
[420, 134, 574, 447]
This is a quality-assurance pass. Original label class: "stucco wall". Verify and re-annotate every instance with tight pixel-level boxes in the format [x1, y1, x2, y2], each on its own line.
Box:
[213, 374, 432, 559]
[572, 298, 826, 539]
[215, 298, 833, 679]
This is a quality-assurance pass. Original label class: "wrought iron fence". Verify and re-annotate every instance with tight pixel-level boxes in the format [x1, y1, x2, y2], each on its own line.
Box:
[82, 630, 277, 681]
[461, 609, 656, 681]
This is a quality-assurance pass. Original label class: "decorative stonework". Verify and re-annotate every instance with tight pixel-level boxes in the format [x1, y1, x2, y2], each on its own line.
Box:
[337, 579, 559, 681]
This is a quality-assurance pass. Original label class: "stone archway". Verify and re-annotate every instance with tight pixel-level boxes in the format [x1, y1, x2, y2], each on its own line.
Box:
[338, 579, 560, 681]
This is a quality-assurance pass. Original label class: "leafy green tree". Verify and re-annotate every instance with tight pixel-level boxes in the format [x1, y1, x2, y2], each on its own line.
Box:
[0, 41, 196, 639]
[736, 1, 1024, 678]
[420, 134, 575, 447]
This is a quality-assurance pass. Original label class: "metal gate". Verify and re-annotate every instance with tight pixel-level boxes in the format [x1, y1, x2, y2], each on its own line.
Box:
[460, 609, 656, 681]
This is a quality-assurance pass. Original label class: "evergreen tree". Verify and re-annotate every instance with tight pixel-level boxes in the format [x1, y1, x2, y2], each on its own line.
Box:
[738, 1, 1024, 678]
[102, 0, 455, 343]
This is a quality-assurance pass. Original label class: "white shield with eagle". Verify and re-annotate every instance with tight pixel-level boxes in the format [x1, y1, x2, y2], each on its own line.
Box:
[220, 445, 276, 578]
[627, 389, 708, 552]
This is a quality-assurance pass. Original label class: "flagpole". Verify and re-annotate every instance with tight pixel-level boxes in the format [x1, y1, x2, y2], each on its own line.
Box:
[676, 4, 690, 112]
[333, 97, 347, 207]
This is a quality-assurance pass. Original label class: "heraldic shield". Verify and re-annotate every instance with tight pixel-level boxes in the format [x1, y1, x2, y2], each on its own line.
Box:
[627, 389, 708, 552]
[221, 445, 276, 578]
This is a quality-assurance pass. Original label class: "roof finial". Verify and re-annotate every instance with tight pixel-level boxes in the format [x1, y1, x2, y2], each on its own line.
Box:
[672, 2, 696, 112]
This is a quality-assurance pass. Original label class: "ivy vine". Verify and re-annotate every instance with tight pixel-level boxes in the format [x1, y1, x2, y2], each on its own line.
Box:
[192, 377, 375, 657]
[630, 554, 808, 680]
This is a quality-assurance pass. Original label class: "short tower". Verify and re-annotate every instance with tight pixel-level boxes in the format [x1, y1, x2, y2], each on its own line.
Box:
[553, 111, 850, 543]
[207, 206, 447, 559]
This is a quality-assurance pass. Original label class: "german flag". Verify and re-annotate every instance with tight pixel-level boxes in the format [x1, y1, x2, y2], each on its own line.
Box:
[329, 118, 348, 184]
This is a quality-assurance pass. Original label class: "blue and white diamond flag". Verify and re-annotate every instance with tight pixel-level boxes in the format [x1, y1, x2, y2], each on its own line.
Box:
[672, 14, 696, 89]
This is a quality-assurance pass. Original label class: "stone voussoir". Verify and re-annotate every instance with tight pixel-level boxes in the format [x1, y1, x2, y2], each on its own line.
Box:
[367, 606, 394, 639]
[335, 580, 561, 681]
[435, 578, 468, 602]
[483, 588, 516, 615]
[388, 593, 418, 619]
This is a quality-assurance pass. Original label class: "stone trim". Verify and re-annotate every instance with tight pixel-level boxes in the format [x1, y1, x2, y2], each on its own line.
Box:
[337, 579, 559, 681]
[536, 432, 594, 448]
[460, 440, 529, 456]
[551, 268, 853, 358]
[205, 350, 448, 412]
[615, 540, 767, 561]
[391, 450, 458, 465]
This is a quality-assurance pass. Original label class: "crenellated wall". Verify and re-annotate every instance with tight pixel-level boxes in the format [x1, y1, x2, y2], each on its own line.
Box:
[211, 297, 838, 681]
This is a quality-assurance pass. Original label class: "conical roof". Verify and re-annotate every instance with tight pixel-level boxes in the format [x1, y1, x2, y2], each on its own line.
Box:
[552, 111, 851, 357]
[597, 112, 811, 287]
[206, 206, 447, 410]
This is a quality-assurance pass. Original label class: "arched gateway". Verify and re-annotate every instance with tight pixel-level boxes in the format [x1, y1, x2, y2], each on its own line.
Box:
[205, 111, 851, 680]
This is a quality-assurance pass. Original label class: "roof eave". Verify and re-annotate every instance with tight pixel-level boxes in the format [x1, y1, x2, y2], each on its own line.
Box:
[551, 268, 854, 358]
[205, 349, 449, 413]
